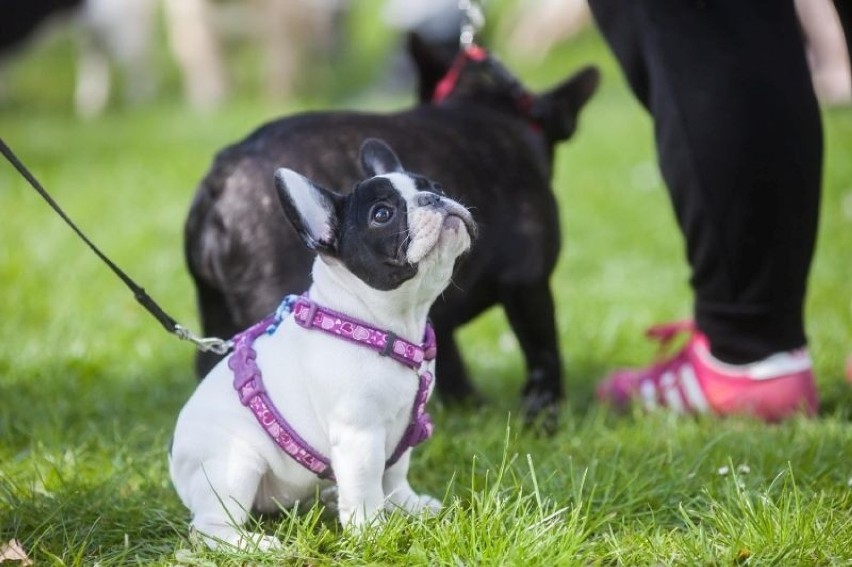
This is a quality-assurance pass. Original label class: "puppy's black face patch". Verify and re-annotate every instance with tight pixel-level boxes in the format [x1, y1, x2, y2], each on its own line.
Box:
[411, 173, 446, 196]
[336, 177, 417, 290]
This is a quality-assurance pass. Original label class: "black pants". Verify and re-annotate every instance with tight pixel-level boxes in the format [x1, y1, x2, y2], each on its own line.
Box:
[588, 0, 823, 363]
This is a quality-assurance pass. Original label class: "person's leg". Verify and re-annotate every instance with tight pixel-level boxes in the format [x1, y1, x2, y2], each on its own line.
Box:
[797, 0, 852, 105]
[833, 0, 852, 72]
[589, 0, 822, 418]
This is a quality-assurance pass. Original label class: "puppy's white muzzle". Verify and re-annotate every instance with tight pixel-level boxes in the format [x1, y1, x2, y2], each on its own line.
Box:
[406, 193, 474, 264]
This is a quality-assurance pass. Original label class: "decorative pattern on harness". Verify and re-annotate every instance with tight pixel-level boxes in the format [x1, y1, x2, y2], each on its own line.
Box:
[290, 296, 437, 370]
[230, 294, 436, 480]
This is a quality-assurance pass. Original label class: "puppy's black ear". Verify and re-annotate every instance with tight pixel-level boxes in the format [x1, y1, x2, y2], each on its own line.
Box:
[274, 168, 342, 255]
[531, 65, 600, 143]
[360, 138, 404, 177]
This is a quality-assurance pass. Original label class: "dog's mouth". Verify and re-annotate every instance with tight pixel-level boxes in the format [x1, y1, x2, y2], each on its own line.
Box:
[443, 215, 464, 232]
[405, 201, 476, 264]
[441, 213, 476, 245]
[440, 201, 477, 241]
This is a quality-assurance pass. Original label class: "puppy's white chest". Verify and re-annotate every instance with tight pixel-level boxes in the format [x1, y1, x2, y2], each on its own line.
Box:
[240, 305, 435, 474]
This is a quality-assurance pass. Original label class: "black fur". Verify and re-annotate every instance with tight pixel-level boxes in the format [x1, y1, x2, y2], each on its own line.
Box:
[185, 38, 599, 426]
[336, 176, 417, 291]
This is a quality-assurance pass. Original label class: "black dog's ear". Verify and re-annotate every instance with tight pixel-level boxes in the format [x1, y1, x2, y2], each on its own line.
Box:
[532, 65, 600, 143]
[360, 138, 405, 177]
[274, 168, 342, 255]
[407, 31, 458, 103]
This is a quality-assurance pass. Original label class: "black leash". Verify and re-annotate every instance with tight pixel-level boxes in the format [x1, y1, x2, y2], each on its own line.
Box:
[0, 137, 231, 355]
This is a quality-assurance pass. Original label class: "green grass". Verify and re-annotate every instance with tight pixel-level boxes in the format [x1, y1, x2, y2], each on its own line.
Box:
[2, 13, 852, 566]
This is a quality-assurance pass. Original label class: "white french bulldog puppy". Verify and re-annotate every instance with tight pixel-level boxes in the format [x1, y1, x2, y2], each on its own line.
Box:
[169, 138, 475, 550]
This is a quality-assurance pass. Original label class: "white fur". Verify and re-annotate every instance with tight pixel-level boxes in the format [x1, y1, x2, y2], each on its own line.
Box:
[276, 168, 336, 245]
[169, 179, 472, 550]
[381, 172, 473, 265]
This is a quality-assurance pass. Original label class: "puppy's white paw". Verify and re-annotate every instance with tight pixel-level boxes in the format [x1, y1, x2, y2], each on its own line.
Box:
[386, 491, 442, 516]
[192, 526, 282, 551]
[242, 533, 283, 552]
[411, 493, 442, 516]
[342, 509, 386, 537]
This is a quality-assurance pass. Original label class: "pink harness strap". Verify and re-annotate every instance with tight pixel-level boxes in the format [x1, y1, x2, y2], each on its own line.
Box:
[230, 295, 435, 480]
[291, 296, 436, 369]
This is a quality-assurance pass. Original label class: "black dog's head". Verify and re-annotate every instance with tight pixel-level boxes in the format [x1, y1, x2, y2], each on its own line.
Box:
[274, 138, 476, 292]
[408, 33, 600, 145]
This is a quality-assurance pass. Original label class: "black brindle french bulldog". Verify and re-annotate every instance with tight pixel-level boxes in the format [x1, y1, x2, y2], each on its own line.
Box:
[184, 36, 599, 426]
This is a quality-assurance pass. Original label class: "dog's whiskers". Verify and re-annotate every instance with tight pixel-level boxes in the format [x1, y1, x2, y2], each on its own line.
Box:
[397, 227, 412, 257]
[446, 276, 464, 293]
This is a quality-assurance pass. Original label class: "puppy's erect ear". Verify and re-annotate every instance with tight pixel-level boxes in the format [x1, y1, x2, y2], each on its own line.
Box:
[531, 65, 600, 143]
[360, 138, 405, 177]
[274, 168, 342, 255]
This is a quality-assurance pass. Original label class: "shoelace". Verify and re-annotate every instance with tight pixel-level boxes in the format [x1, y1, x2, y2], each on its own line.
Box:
[633, 322, 699, 405]
[645, 320, 695, 356]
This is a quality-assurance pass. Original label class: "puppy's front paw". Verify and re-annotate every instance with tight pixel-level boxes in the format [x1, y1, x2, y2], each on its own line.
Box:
[247, 533, 283, 552]
[386, 490, 442, 516]
[413, 493, 442, 515]
[192, 526, 282, 551]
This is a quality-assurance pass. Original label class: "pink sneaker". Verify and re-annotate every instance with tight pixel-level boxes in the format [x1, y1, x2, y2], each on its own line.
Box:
[597, 321, 819, 422]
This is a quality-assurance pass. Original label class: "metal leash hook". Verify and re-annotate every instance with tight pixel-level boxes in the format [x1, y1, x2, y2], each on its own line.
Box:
[459, 0, 485, 48]
[174, 325, 233, 355]
[0, 136, 235, 357]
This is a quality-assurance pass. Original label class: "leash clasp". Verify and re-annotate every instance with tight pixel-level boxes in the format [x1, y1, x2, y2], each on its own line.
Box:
[174, 325, 233, 355]
[459, 0, 485, 48]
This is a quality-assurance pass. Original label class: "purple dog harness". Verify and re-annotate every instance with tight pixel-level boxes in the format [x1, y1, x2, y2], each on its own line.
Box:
[229, 295, 436, 480]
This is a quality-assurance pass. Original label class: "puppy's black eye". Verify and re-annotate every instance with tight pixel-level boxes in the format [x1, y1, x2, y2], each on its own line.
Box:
[433, 183, 445, 195]
[370, 204, 394, 225]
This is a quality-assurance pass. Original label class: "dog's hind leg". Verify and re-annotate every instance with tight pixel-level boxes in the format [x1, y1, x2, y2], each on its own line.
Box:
[500, 281, 564, 432]
[182, 457, 281, 551]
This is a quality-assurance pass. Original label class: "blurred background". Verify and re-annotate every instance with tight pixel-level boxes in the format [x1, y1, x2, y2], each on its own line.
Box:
[0, 0, 610, 115]
[0, 0, 849, 405]
[3, 0, 847, 115]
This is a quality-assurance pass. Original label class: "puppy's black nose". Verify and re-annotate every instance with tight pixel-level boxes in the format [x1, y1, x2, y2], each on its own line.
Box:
[417, 192, 442, 207]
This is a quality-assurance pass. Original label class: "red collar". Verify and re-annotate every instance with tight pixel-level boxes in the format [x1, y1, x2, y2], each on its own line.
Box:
[432, 44, 488, 103]
[431, 44, 540, 131]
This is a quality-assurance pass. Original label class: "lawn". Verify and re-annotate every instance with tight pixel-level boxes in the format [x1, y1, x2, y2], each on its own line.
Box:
[1, 7, 851, 566]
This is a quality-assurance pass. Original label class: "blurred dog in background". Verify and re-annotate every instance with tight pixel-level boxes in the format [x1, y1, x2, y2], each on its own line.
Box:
[3, 0, 848, 117]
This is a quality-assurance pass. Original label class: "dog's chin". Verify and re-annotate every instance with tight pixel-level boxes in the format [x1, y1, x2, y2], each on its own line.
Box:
[406, 206, 474, 265]
[418, 215, 472, 264]
[439, 215, 472, 251]
[443, 215, 465, 233]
